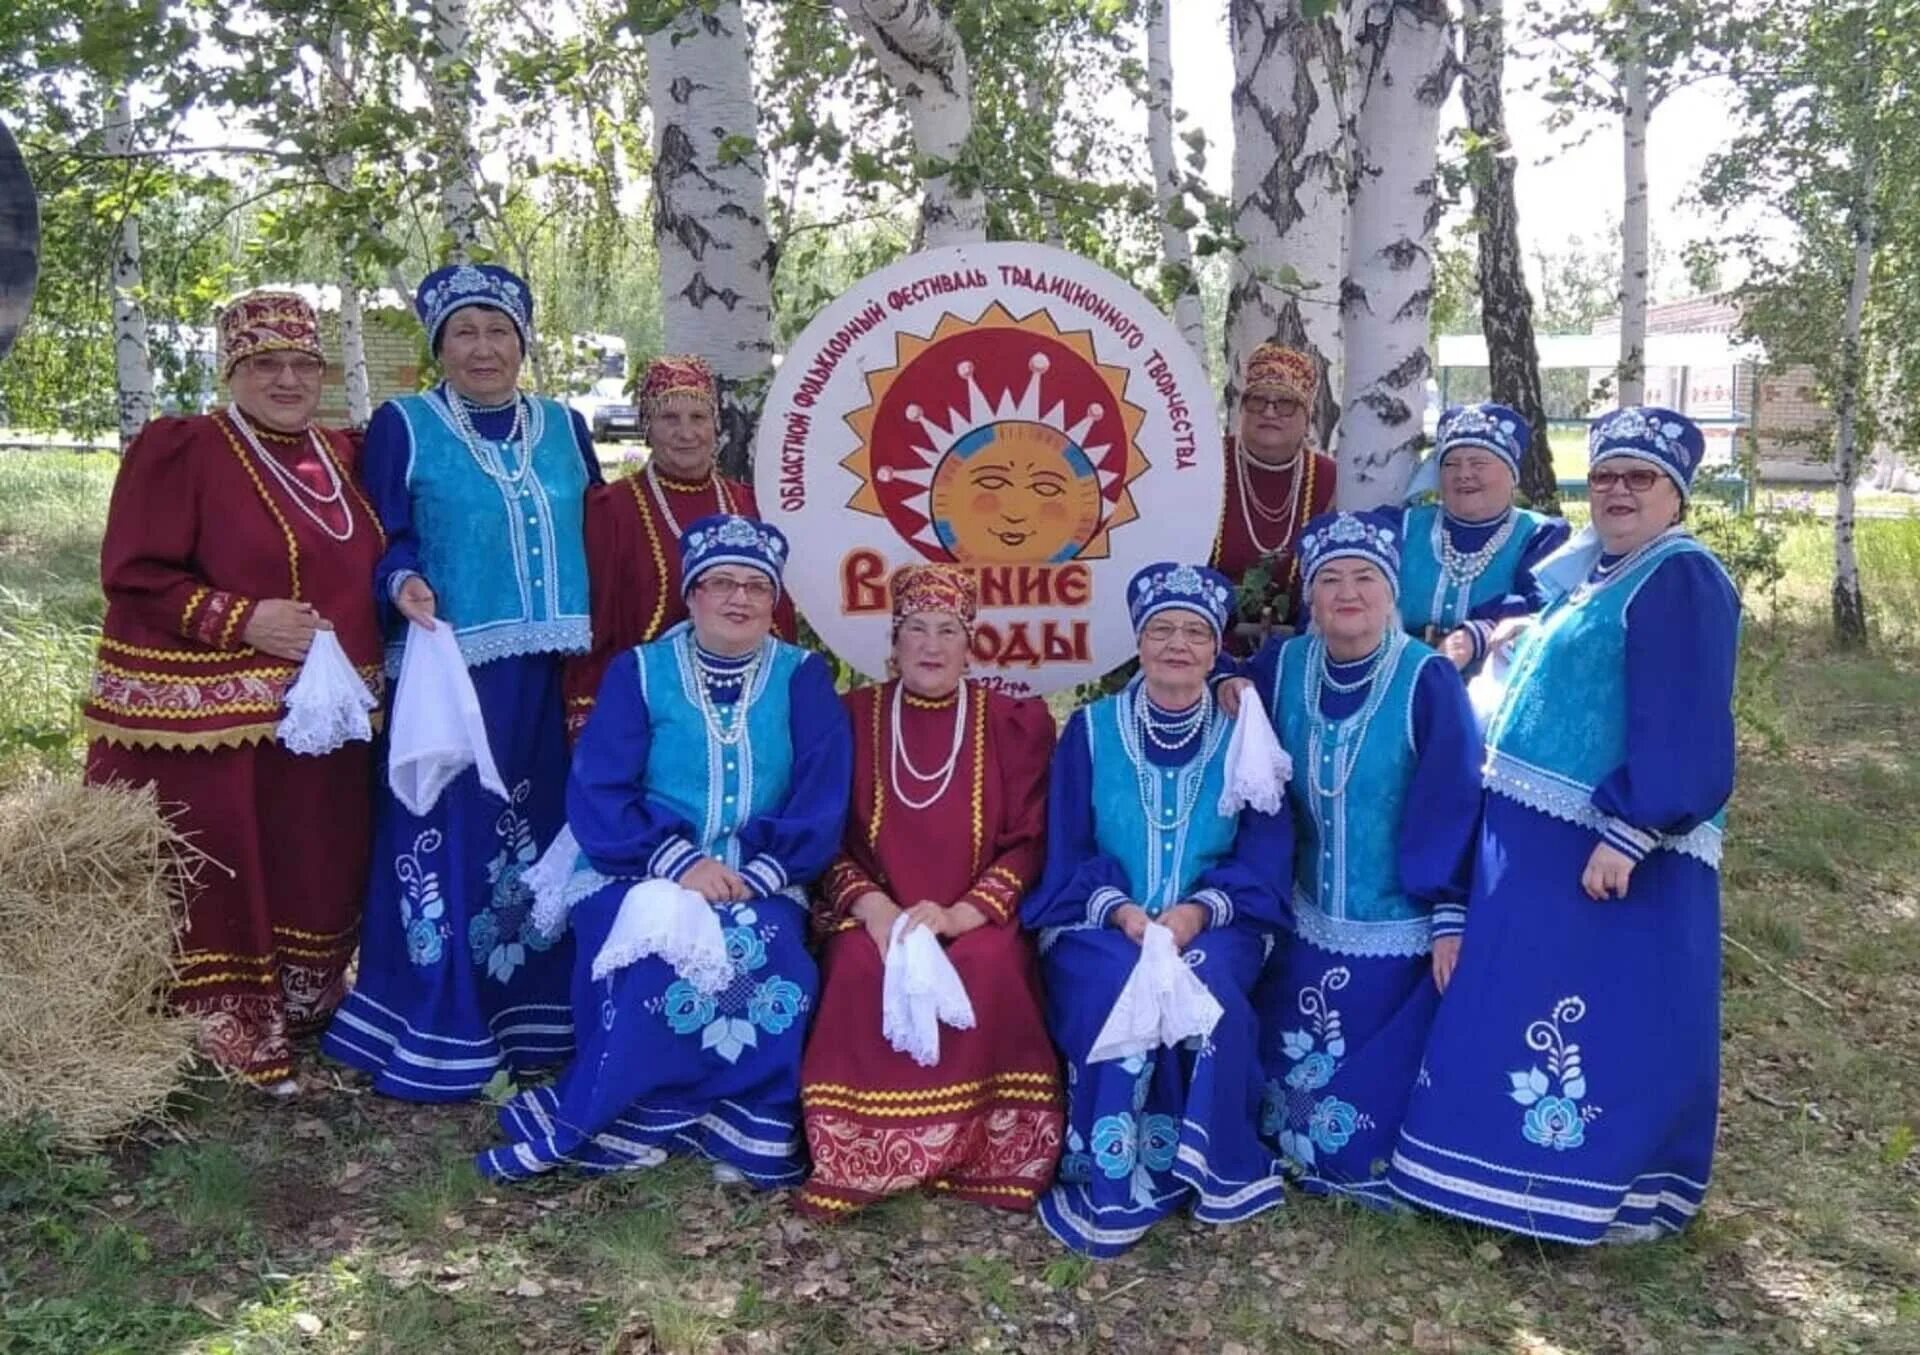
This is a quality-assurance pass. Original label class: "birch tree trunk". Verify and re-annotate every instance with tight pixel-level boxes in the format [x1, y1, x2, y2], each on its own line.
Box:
[1146, 0, 1209, 377]
[834, 0, 986, 249]
[1226, 0, 1349, 445]
[1339, 0, 1452, 506]
[428, 0, 484, 260]
[1831, 147, 1874, 649]
[324, 26, 372, 426]
[1459, 0, 1556, 509]
[1617, 7, 1650, 407]
[647, 1, 776, 478]
[104, 80, 151, 448]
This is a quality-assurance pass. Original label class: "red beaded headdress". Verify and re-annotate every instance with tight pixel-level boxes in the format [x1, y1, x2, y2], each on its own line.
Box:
[219, 290, 325, 379]
[1242, 342, 1316, 406]
[639, 354, 717, 414]
[891, 564, 978, 632]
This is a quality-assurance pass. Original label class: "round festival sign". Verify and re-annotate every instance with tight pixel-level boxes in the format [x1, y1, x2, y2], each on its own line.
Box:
[755, 243, 1223, 696]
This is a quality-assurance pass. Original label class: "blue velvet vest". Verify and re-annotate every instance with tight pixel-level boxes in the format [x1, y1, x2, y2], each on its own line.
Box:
[1399, 505, 1553, 632]
[636, 626, 802, 867]
[392, 390, 590, 668]
[1483, 530, 1726, 867]
[1272, 631, 1436, 956]
[1087, 683, 1237, 916]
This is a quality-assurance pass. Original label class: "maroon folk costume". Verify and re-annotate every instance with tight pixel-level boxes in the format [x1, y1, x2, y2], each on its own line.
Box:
[797, 568, 1064, 1219]
[82, 292, 385, 1086]
[562, 355, 795, 738]
[1210, 344, 1339, 645]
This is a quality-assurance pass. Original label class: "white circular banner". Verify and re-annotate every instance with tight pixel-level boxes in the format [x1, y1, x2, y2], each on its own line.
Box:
[755, 243, 1224, 696]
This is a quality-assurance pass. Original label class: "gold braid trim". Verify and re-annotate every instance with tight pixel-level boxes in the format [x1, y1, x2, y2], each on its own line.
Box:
[866, 685, 886, 849]
[214, 411, 303, 600]
[626, 475, 671, 643]
[967, 683, 986, 876]
[180, 586, 210, 635]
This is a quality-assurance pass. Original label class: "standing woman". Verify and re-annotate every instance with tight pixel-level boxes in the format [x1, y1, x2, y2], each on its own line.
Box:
[1022, 564, 1292, 1257]
[84, 291, 385, 1091]
[323, 264, 601, 1100]
[1242, 510, 1481, 1204]
[797, 565, 1063, 1219]
[1389, 409, 1738, 1243]
[1397, 403, 1569, 670]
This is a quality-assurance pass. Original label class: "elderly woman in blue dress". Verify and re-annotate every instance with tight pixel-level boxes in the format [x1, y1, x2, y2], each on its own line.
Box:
[324, 264, 599, 1099]
[478, 514, 851, 1185]
[1399, 403, 1569, 670]
[1229, 511, 1482, 1205]
[1020, 563, 1293, 1257]
[1388, 409, 1738, 1243]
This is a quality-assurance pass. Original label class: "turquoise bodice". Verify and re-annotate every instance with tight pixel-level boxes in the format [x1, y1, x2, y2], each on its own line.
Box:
[1399, 505, 1553, 632]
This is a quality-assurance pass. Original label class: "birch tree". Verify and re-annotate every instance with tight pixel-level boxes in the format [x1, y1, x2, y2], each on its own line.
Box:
[1145, 0, 1206, 375]
[1458, 0, 1556, 507]
[1226, 0, 1349, 441]
[833, 0, 986, 248]
[104, 79, 152, 447]
[1339, 0, 1453, 506]
[427, 0, 484, 259]
[644, 1, 776, 476]
[1617, 2, 1649, 404]
[324, 25, 372, 425]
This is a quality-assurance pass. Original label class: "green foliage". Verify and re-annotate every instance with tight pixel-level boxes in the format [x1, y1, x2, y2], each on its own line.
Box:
[1692, 498, 1786, 604]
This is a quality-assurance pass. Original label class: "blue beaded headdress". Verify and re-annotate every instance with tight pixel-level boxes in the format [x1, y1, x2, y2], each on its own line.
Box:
[1296, 509, 1403, 597]
[1588, 406, 1706, 500]
[1127, 562, 1235, 643]
[1405, 402, 1529, 501]
[415, 263, 534, 355]
[680, 514, 790, 600]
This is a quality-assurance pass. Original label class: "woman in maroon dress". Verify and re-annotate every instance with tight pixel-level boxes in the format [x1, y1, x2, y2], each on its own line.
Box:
[83, 291, 385, 1092]
[798, 565, 1064, 1217]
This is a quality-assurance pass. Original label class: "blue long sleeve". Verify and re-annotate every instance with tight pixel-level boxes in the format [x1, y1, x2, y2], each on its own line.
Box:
[1020, 710, 1134, 931]
[1591, 550, 1739, 859]
[1187, 792, 1294, 934]
[732, 653, 853, 894]
[566, 649, 697, 878]
[1400, 656, 1483, 937]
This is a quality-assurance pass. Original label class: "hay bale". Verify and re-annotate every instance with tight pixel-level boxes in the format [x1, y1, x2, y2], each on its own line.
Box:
[0, 776, 201, 1148]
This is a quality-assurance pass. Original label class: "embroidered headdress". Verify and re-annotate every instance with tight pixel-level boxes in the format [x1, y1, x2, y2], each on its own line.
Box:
[1406, 401, 1529, 501]
[680, 513, 790, 601]
[1588, 406, 1706, 500]
[1127, 562, 1236, 643]
[1242, 342, 1317, 407]
[891, 564, 978, 633]
[639, 354, 718, 417]
[415, 262, 533, 355]
[1297, 509, 1403, 598]
[219, 290, 325, 379]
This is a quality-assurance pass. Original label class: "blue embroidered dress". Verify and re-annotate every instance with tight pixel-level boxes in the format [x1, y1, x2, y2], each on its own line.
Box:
[1246, 630, 1479, 1205]
[1387, 528, 1738, 1243]
[1397, 505, 1569, 661]
[322, 387, 599, 1100]
[478, 627, 850, 1185]
[1021, 682, 1293, 1257]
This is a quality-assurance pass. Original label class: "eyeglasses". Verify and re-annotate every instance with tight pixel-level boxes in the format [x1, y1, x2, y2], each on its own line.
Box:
[695, 574, 775, 602]
[1142, 620, 1216, 646]
[1587, 467, 1663, 494]
[237, 354, 325, 381]
[1242, 394, 1302, 417]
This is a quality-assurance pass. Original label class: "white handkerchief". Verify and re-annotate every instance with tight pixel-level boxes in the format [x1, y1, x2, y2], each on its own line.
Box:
[276, 629, 378, 756]
[387, 622, 506, 815]
[1218, 697, 1292, 816]
[1466, 631, 1518, 735]
[1087, 923, 1225, 1063]
[591, 877, 732, 993]
[524, 824, 613, 940]
[880, 914, 976, 1068]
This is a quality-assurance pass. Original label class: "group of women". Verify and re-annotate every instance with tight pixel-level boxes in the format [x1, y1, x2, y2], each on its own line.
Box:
[84, 273, 1739, 1256]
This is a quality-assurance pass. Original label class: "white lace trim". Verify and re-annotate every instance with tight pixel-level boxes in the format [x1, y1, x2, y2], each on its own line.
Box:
[1482, 750, 1723, 869]
[1292, 890, 1433, 958]
[276, 630, 378, 755]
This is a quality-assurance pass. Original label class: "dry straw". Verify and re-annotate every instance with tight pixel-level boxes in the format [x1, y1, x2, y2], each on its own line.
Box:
[0, 776, 202, 1148]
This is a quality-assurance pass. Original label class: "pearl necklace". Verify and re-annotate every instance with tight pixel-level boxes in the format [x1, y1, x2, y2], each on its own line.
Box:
[646, 463, 733, 539]
[1436, 508, 1518, 583]
[1304, 633, 1401, 800]
[1139, 689, 1208, 752]
[1318, 639, 1385, 694]
[691, 644, 760, 746]
[1235, 446, 1313, 556]
[888, 680, 969, 811]
[1127, 685, 1214, 834]
[442, 385, 537, 491]
[226, 406, 355, 543]
[1571, 526, 1685, 602]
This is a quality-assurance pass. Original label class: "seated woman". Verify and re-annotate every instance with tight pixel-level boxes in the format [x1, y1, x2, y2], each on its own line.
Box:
[477, 514, 851, 1185]
[1240, 510, 1481, 1205]
[1398, 403, 1569, 670]
[797, 565, 1063, 1218]
[1389, 409, 1738, 1244]
[1021, 563, 1293, 1258]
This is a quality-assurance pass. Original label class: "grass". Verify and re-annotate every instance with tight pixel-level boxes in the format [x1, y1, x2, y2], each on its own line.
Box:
[3, 449, 1920, 1352]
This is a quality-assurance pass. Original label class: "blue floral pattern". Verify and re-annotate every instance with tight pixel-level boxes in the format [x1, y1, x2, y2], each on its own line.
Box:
[1261, 966, 1376, 1171]
[645, 903, 811, 1064]
[1508, 995, 1602, 1151]
[1082, 1057, 1180, 1206]
[470, 781, 558, 983]
[396, 827, 448, 967]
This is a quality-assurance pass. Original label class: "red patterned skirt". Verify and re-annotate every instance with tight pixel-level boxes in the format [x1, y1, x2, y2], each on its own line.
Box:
[86, 736, 371, 1085]
[797, 924, 1065, 1217]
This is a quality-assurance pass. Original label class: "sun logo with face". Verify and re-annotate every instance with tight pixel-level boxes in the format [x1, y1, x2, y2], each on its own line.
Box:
[840, 304, 1150, 563]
